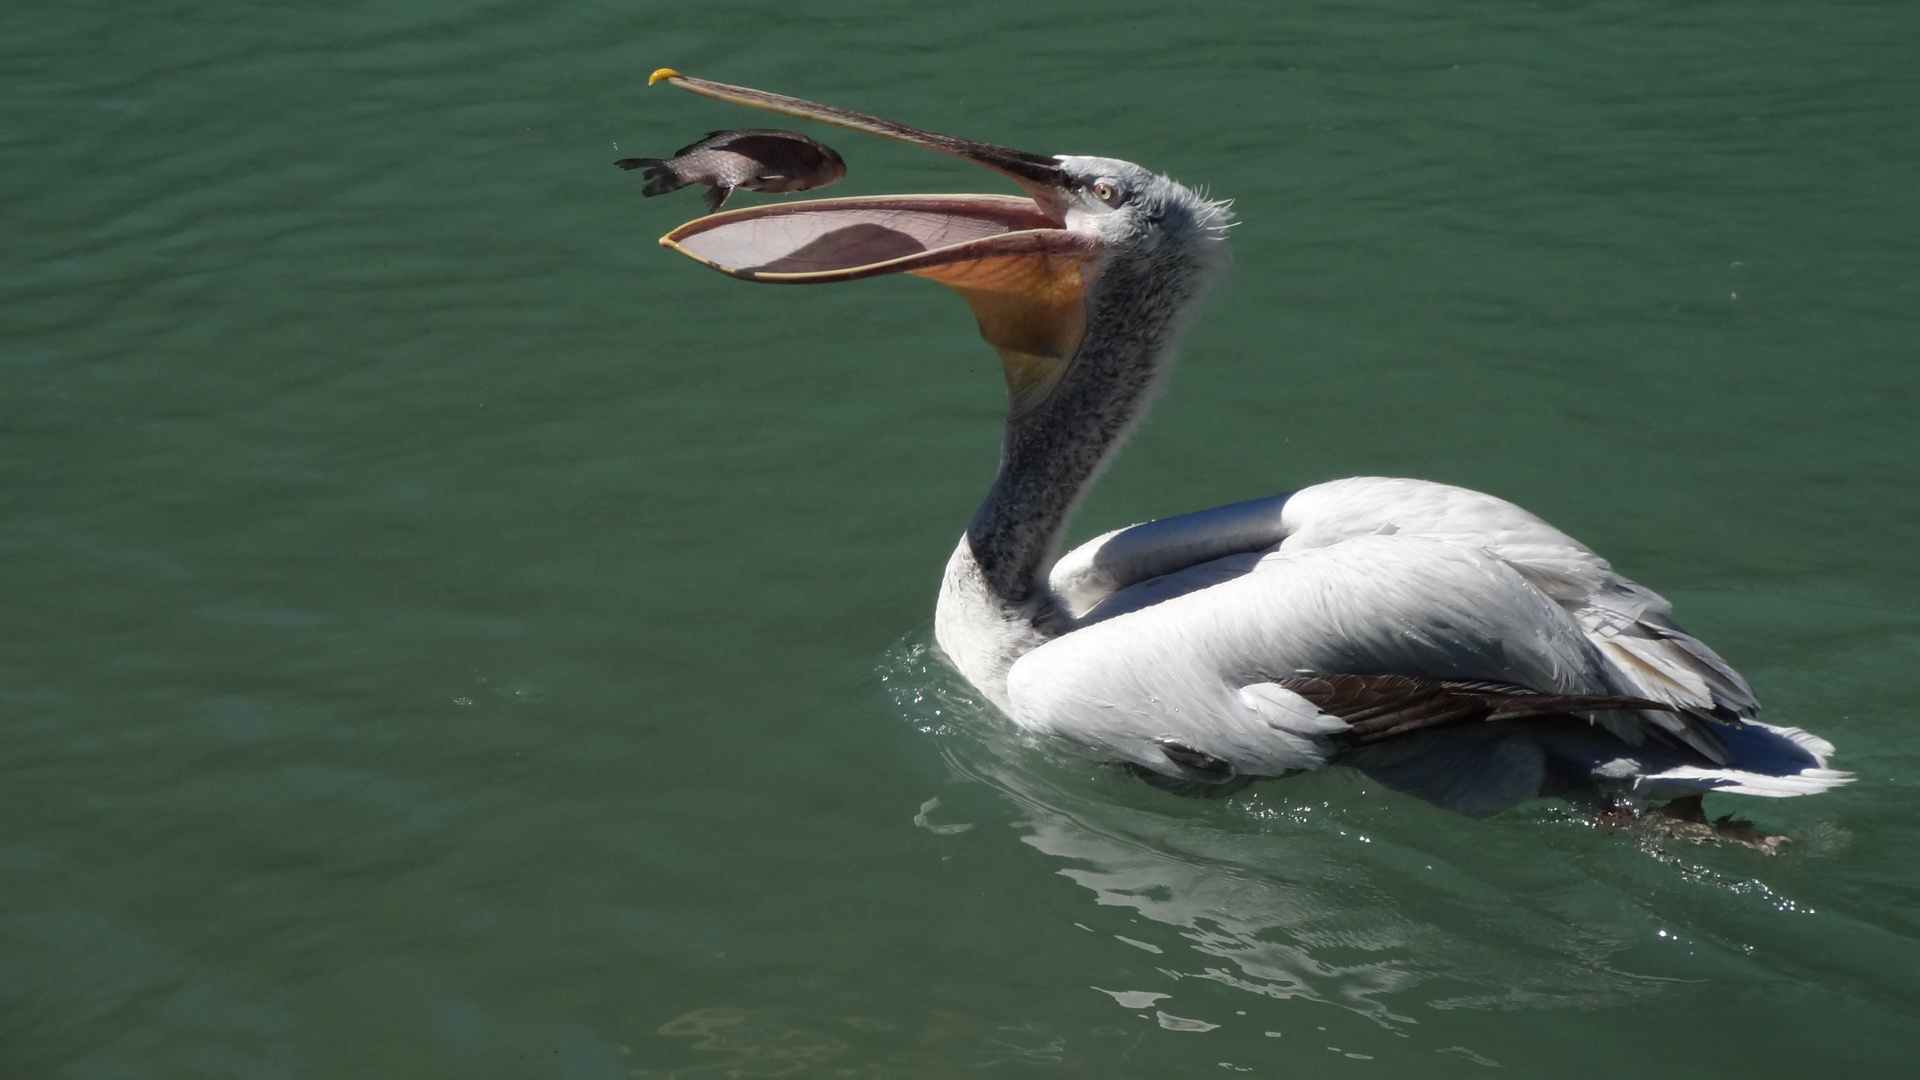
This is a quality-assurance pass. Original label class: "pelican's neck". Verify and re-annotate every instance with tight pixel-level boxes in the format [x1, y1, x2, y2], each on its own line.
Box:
[966, 250, 1217, 610]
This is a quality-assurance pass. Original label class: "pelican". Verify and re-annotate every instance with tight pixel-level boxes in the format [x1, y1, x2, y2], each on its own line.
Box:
[646, 71, 1849, 819]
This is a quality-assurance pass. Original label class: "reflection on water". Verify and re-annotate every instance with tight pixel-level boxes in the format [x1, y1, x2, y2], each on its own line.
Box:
[634, 1006, 1078, 1078]
[882, 637, 1689, 1031]
[637, 1007, 847, 1078]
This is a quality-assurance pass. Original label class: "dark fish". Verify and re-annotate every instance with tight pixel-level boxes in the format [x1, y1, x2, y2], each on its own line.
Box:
[616, 129, 847, 213]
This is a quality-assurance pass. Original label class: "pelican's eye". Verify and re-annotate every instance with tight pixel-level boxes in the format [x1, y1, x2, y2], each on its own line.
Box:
[1091, 179, 1122, 205]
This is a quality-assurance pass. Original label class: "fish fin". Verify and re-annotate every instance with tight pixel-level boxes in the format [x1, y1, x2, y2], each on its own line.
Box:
[620, 158, 688, 198]
[702, 184, 731, 212]
[671, 131, 733, 156]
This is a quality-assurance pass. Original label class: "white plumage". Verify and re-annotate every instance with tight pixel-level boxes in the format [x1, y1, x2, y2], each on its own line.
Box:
[941, 476, 1850, 806]
[650, 73, 1850, 814]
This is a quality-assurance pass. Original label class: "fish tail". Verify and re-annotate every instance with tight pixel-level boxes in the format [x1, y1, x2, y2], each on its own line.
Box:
[615, 157, 687, 198]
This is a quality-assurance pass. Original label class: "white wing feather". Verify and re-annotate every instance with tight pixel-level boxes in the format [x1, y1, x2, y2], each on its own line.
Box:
[1009, 535, 1611, 776]
[1008, 477, 1846, 796]
[1276, 477, 1759, 718]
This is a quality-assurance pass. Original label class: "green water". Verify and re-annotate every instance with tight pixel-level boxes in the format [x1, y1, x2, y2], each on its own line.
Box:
[5, 1, 1918, 1075]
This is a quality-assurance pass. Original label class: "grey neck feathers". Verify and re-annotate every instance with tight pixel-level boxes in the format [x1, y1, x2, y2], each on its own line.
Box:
[966, 247, 1216, 607]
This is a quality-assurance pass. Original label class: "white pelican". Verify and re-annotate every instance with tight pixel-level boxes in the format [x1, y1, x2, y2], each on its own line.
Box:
[647, 71, 1849, 818]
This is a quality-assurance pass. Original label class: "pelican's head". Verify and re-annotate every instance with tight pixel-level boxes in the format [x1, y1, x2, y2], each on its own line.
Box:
[1050, 155, 1232, 265]
[649, 72, 1231, 414]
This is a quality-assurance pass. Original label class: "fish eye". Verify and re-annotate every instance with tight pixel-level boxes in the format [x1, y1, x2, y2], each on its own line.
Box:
[1091, 179, 1121, 205]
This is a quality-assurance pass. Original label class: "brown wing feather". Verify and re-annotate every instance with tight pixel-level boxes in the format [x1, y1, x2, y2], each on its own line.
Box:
[1274, 674, 1672, 744]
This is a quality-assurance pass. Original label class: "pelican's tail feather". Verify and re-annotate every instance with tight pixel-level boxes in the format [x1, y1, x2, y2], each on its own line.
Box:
[1348, 714, 1851, 816]
[1630, 765, 1854, 800]
[1617, 717, 1852, 800]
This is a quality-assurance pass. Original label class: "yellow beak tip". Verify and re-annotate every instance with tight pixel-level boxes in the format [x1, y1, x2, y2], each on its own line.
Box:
[648, 68, 682, 86]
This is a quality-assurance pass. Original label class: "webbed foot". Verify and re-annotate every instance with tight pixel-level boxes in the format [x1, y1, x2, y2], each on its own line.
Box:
[1635, 795, 1790, 855]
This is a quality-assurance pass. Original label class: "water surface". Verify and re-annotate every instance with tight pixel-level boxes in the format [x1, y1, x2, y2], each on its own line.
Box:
[4, 1, 1918, 1076]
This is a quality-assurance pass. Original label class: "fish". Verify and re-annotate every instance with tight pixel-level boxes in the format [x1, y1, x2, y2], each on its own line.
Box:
[616, 129, 847, 213]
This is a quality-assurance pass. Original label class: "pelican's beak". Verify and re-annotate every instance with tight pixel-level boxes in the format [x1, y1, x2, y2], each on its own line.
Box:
[650, 70, 1096, 412]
